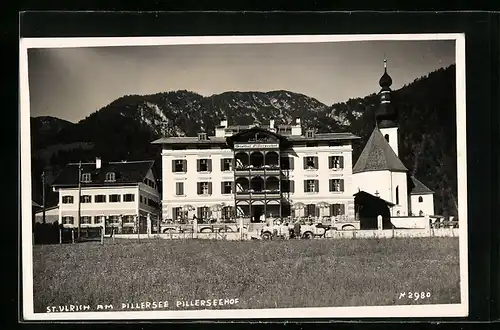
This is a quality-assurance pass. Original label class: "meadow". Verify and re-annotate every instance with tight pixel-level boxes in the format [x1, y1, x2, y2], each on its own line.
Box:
[32, 237, 461, 313]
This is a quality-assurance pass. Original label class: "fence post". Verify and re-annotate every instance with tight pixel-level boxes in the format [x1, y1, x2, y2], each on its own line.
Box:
[101, 219, 104, 245]
[193, 218, 198, 239]
[239, 217, 244, 240]
[377, 215, 383, 231]
[147, 213, 151, 239]
[59, 225, 62, 244]
[71, 228, 75, 244]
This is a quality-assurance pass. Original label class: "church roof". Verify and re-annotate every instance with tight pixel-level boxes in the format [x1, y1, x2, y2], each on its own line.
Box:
[353, 127, 408, 174]
[409, 176, 434, 195]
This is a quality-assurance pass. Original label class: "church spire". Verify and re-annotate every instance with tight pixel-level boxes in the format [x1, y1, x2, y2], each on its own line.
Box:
[375, 58, 397, 128]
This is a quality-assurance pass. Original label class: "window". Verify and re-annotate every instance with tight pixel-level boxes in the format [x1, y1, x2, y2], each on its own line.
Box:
[396, 210, 401, 216]
[175, 182, 184, 196]
[329, 156, 344, 169]
[94, 216, 104, 224]
[81, 173, 92, 183]
[330, 204, 345, 216]
[147, 198, 159, 208]
[81, 195, 92, 203]
[62, 216, 74, 224]
[62, 196, 74, 204]
[303, 156, 318, 169]
[105, 172, 116, 182]
[395, 186, 400, 205]
[221, 181, 233, 194]
[197, 206, 210, 220]
[221, 206, 233, 220]
[123, 215, 135, 223]
[108, 215, 120, 224]
[173, 207, 182, 221]
[143, 178, 156, 189]
[305, 204, 317, 217]
[221, 158, 233, 171]
[95, 195, 106, 203]
[306, 130, 315, 138]
[172, 159, 187, 173]
[330, 179, 344, 192]
[198, 133, 208, 141]
[197, 159, 212, 172]
[304, 179, 318, 193]
[140, 196, 143, 203]
[419, 210, 424, 216]
[109, 194, 120, 203]
[281, 180, 294, 193]
[197, 182, 212, 195]
[80, 216, 92, 224]
[418, 196, 423, 203]
[384, 134, 390, 142]
[123, 194, 135, 202]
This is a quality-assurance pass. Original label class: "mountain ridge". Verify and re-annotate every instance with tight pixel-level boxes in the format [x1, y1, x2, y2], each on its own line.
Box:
[30, 64, 457, 216]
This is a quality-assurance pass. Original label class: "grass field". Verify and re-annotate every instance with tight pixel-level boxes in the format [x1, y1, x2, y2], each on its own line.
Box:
[32, 237, 461, 313]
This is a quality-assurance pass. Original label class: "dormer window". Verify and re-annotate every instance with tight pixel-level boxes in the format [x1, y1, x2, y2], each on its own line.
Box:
[198, 133, 208, 141]
[81, 173, 92, 183]
[105, 172, 116, 182]
[306, 130, 315, 138]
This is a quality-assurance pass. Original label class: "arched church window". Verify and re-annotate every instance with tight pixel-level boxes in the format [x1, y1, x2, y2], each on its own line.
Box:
[396, 210, 400, 216]
[395, 186, 399, 205]
[418, 196, 423, 203]
[384, 134, 390, 142]
[419, 210, 424, 216]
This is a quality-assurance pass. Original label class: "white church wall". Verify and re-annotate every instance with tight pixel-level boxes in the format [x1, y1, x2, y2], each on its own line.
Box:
[410, 194, 435, 216]
[390, 171, 409, 217]
[391, 216, 430, 229]
[352, 170, 392, 201]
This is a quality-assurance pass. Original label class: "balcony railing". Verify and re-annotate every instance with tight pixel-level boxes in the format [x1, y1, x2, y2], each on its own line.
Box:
[235, 189, 281, 199]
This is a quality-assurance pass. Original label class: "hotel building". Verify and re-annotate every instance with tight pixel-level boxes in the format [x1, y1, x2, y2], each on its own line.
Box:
[152, 119, 360, 224]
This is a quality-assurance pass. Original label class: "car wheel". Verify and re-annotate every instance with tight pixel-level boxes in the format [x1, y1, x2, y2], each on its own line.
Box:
[200, 228, 213, 233]
[302, 231, 313, 239]
[261, 232, 272, 240]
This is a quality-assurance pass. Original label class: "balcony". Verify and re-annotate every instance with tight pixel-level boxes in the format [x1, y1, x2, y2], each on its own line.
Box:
[234, 164, 281, 176]
[235, 189, 281, 200]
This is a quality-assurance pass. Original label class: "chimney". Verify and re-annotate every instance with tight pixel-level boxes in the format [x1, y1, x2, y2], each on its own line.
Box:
[96, 157, 102, 169]
[269, 119, 275, 129]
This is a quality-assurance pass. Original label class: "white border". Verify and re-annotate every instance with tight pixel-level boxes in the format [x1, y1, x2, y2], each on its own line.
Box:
[20, 33, 468, 321]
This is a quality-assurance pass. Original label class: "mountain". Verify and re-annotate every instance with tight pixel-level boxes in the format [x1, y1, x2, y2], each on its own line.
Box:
[30, 65, 457, 217]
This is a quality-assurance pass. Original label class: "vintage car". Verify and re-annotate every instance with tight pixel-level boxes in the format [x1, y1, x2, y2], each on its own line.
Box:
[259, 220, 332, 239]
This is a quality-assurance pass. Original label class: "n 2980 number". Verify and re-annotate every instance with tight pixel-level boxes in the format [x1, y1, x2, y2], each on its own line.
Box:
[398, 292, 431, 300]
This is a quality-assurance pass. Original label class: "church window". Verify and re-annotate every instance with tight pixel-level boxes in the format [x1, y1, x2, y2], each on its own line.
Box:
[396, 210, 400, 216]
[395, 186, 399, 205]
[384, 134, 390, 142]
[419, 210, 424, 216]
[418, 196, 423, 203]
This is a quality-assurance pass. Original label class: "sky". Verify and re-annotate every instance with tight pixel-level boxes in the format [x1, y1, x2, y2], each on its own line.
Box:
[27, 39, 455, 123]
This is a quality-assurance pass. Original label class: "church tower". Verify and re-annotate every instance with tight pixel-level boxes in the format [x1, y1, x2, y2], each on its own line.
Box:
[376, 59, 399, 157]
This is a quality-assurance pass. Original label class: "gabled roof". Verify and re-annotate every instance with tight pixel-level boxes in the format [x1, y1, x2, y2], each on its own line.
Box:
[151, 136, 226, 145]
[52, 160, 155, 188]
[225, 126, 290, 148]
[353, 190, 395, 207]
[410, 176, 434, 195]
[353, 127, 408, 174]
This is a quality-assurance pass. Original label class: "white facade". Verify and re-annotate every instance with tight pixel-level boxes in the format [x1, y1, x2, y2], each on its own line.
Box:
[160, 140, 356, 221]
[352, 170, 409, 216]
[55, 169, 160, 229]
[410, 193, 435, 216]
[379, 126, 399, 157]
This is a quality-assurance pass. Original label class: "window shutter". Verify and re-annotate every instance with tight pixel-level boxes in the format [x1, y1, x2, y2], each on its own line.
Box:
[221, 182, 225, 194]
[339, 156, 344, 168]
[231, 181, 235, 193]
[196, 159, 201, 172]
[340, 179, 344, 192]
[231, 158, 235, 169]
[208, 182, 213, 195]
[208, 159, 212, 172]
[329, 204, 334, 216]
[171, 160, 176, 172]
[340, 204, 345, 215]
[315, 206, 320, 217]
[197, 182, 201, 195]
[220, 159, 224, 171]
[179, 183, 184, 195]
[314, 157, 319, 169]
[289, 157, 294, 170]
[315, 180, 319, 192]
[303, 180, 308, 192]
[197, 207, 202, 219]
[329, 179, 333, 192]
[328, 156, 333, 169]
[290, 180, 295, 193]
[303, 157, 307, 169]
[182, 159, 187, 172]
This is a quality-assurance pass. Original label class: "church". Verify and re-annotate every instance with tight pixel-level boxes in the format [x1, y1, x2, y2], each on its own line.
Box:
[352, 60, 435, 221]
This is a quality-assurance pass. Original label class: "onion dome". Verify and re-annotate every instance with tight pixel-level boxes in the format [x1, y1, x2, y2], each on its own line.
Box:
[375, 58, 397, 128]
[379, 59, 393, 88]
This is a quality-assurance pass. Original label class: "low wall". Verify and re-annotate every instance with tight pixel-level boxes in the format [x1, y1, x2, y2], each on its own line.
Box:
[390, 216, 429, 229]
[113, 228, 459, 240]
